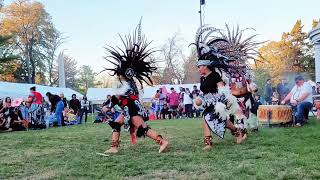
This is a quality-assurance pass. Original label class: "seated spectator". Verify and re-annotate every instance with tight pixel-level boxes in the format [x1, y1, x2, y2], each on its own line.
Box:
[161, 104, 171, 119]
[64, 108, 78, 125]
[281, 75, 313, 126]
[271, 92, 279, 105]
[0, 113, 11, 132]
[9, 107, 26, 131]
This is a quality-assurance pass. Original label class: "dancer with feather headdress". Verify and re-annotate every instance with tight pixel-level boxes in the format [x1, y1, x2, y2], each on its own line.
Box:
[192, 24, 261, 149]
[101, 23, 168, 154]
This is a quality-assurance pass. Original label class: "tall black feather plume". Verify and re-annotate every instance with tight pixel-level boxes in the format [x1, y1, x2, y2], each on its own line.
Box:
[102, 24, 157, 87]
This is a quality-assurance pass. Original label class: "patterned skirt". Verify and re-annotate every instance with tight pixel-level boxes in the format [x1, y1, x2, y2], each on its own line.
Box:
[203, 106, 227, 139]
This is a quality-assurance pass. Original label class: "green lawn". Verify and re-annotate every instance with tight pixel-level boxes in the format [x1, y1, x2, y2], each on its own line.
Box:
[1, 117, 320, 179]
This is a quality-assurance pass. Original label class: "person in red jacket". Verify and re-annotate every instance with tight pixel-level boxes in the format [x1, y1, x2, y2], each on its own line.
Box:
[28, 87, 44, 125]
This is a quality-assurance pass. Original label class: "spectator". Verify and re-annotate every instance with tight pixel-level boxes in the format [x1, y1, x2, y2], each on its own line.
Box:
[264, 79, 273, 105]
[80, 95, 90, 123]
[179, 87, 185, 104]
[183, 88, 194, 118]
[28, 87, 43, 124]
[281, 75, 313, 126]
[191, 85, 200, 96]
[191, 85, 201, 117]
[46, 92, 64, 127]
[9, 106, 25, 131]
[316, 82, 320, 94]
[277, 79, 290, 102]
[69, 94, 81, 115]
[160, 104, 171, 119]
[271, 91, 279, 105]
[60, 93, 68, 108]
[155, 88, 166, 119]
[0, 97, 13, 131]
[167, 87, 180, 118]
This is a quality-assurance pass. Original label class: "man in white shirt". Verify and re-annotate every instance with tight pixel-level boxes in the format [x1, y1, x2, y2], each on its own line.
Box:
[281, 75, 313, 126]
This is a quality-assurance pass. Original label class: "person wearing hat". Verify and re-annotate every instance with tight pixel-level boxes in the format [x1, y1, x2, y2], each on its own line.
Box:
[101, 23, 168, 154]
[281, 75, 313, 126]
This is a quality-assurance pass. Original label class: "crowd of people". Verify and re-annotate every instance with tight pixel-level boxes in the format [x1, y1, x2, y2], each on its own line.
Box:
[151, 86, 201, 120]
[0, 87, 90, 133]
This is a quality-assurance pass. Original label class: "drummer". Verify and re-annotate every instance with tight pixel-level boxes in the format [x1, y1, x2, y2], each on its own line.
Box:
[281, 75, 313, 126]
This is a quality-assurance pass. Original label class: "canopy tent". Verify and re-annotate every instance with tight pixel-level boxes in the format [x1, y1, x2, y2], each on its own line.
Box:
[87, 83, 200, 105]
[86, 88, 115, 105]
[0, 81, 82, 100]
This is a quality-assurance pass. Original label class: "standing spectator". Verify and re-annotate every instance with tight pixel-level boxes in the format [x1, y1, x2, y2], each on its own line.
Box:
[178, 88, 185, 118]
[28, 87, 43, 123]
[264, 79, 273, 105]
[60, 93, 68, 108]
[277, 78, 290, 102]
[191, 85, 200, 96]
[80, 95, 90, 123]
[183, 88, 194, 118]
[192, 85, 201, 117]
[167, 87, 180, 118]
[155, 88, 166, 119]
[69, 94, 81, 115]
[316, 82, 320, 94]
[46, 92, 64, 127]
[281, 75, 313, 126]
[179, 87, 185, 104]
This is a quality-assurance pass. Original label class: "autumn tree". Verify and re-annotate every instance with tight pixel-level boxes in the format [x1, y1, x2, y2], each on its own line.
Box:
[256, 20, 315, 83]
[0, 0, 58, 83]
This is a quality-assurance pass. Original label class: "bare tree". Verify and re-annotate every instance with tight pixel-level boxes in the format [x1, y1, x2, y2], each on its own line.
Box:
[160, 32, 185, 84]
[182, 48, 200, 83]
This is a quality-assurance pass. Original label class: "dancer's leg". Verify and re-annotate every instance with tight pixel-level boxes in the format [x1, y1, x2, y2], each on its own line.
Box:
[202, 118, 212, 150]
[105, 114, 124, 154]
[131, 116, 168, 153]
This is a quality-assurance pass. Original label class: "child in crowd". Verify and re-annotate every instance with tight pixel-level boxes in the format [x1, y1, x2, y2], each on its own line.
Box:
[64, 108, 78, 125]
[271, 92, 279, 105]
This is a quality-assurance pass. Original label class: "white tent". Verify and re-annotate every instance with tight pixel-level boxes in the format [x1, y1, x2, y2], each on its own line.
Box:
[0, 81, 82, 100]
[86, 88, 114, 105]
[87, 83, 201, 104]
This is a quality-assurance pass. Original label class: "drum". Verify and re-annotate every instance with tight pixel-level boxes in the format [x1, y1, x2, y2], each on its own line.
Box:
[257, 105, 292, 124]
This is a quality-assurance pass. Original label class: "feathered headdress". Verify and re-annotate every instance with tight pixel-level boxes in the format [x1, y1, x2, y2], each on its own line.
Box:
[192, 24, 263, 71]
[102, 22, 157, 87]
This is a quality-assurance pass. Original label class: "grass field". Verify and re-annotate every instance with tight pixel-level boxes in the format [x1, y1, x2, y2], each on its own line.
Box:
[1, 117, 320, 180]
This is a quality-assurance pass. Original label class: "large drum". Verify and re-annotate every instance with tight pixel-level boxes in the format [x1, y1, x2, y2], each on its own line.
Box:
[257, 105, 292, 124]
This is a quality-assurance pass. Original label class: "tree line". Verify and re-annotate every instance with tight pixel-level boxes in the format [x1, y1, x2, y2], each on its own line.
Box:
[0, 1, 318, 94]
[0, 0, 97, 94]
